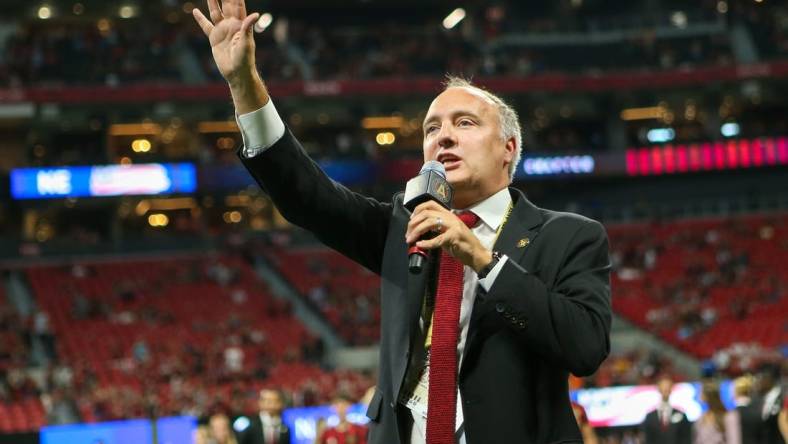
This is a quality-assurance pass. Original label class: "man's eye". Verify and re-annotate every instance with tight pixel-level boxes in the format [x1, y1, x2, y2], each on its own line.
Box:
[425, 126, 438, 134]
[458, 119, 473, 126]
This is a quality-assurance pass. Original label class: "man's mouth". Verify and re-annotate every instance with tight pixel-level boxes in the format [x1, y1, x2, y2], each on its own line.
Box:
[437, 154, 462, 171]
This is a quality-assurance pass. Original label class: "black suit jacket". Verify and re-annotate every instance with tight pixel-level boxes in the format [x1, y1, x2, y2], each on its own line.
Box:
[736, 403, 761, 444]
[754, 390, 786, 444]
[237, 414, 291, 444]
[238, 128, 612, 444]
[641, 409, 691, 444]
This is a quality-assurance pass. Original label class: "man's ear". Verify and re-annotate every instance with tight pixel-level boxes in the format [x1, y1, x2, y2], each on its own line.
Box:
[503, 136, 516, 166]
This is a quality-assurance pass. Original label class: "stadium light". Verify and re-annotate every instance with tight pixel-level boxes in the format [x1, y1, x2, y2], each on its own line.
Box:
[131, 139, 152, 153]
[670, 11, 688, 28]
[38, 5, 53, 19]
[442, 8, 466, 29]
[620, 106, 666, 121]
[646, 128, 675, 143]
[119, 4, 137, 19]
[254, 13, 273, 33]
[721, 122, 740, 137]
[147, 214, 169, 227]
[375, 132, 396, 146]
[362, 116, 405, 129]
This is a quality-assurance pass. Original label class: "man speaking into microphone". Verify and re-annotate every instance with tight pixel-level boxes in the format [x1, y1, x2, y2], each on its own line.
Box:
[193, 1, 612, 443]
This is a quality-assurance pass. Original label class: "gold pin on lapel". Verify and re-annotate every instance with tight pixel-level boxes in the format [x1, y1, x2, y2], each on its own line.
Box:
[517, 237, 530, 248]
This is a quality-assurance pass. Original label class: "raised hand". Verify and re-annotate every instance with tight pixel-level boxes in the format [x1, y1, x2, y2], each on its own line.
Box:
[193, 0, 260, 85]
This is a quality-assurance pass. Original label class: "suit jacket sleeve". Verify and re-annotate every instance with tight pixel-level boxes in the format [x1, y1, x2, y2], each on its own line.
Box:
[237, 128, 392, 274]
[485, 219, 611, 376]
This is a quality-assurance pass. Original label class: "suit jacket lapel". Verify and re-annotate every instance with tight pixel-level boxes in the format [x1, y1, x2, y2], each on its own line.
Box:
[493, 188, 543, 266]
[460, 188, 543, 374]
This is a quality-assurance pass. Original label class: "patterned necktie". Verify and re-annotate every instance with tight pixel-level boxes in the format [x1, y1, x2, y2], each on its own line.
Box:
[426, 211, 480, 444]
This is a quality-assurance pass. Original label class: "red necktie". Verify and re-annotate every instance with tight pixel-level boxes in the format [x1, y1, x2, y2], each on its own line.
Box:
[426, 211, 479, 444]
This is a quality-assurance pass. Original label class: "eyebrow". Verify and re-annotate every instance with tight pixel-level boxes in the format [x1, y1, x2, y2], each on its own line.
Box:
[423, 110, 482, 130]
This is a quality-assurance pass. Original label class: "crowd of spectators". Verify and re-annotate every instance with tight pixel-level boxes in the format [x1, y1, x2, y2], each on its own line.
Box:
[0, 256, 373, 433]
[575, 349, 683, 390]
[2, 1, 786, 88]
[610, 212, 787, 368]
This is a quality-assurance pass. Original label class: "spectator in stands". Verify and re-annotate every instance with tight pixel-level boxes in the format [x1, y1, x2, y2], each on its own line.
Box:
[208, 412, 239, 444]
[641, 375, 691, 444]
[693, 381, 740, 444]
[317, 392, 368, 444]
[236, 388, 290, 444]
[732, 375, 761, 444]
[223, 336, 244, 374]
[41, 387, 81, 425]
[194, 2, 611, 443]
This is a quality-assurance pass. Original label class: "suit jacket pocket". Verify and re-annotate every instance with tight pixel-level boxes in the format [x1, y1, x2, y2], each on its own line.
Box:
[365, 389, 383, 422]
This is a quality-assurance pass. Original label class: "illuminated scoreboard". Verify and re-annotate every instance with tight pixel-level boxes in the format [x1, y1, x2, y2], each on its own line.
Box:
[10, 163, 197, 200]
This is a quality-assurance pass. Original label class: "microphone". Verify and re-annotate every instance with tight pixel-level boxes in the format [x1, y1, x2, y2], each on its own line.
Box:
[403, 160, 453, 274]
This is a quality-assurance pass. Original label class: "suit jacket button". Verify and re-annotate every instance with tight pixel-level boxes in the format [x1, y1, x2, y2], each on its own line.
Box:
[517, 320, 527, 328]
[495, 302, 505, 313]
[389, 401, 395, 408]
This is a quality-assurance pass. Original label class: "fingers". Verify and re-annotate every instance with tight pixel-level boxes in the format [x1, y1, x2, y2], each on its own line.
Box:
[222, 0, 247, 19]
[406, 207, 447, 243]
[406, 216, 443, 245]
[240, 12, 259, 34]
[192, 8, 214, 36]
[207, 0, 223, 23]
[416, 233, 447, 251]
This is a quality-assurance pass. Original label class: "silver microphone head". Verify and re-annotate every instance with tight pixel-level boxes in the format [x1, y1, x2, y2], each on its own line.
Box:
[419, 160, 446, 178]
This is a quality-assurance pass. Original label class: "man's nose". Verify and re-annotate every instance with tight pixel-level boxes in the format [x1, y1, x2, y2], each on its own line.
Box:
[437, 126, 456, 148]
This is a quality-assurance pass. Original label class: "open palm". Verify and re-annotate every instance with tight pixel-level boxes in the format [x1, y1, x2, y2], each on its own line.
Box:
[193, 0, 260, 83]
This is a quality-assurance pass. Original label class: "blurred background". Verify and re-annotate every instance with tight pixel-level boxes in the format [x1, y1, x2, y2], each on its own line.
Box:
[0, 0, 786, 443]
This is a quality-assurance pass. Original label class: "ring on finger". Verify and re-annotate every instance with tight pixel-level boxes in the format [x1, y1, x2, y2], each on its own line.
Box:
[435, 217, 443, 232]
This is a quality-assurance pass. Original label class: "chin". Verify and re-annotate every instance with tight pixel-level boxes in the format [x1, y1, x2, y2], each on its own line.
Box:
[445, 169, 469, 186]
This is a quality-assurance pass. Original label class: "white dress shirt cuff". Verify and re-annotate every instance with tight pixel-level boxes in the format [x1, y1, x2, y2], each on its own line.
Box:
[237, 99, 286, 158]
[477, 255, 508, 292]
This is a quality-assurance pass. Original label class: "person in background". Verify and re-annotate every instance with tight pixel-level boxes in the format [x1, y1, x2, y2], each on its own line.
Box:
[209, 413, 239, 444]
[777, 395, 788, 443]
[195, 424, 211, 444]
[753, 362, 785, 444]
[317, 393, 367, 444]
[641, 375, 691, 444]
[571, 401, 599, 444]
[237, 389, 291, 444]
[732, 375, 760, 444]
[693, 381, 740, 444]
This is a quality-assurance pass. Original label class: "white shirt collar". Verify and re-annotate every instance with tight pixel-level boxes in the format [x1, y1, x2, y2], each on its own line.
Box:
[460, 188, 511, 232]
[260, 412, 280, 425]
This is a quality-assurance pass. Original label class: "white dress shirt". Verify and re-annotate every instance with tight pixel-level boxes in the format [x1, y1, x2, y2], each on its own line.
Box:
[260, 412, 281, 444]
[237, 101, 511, 444]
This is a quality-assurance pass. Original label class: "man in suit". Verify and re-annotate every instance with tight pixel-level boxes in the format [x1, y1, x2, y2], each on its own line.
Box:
[733, 374, 761, 444]
[753, 363, 785, 444]
[193, 1, 612, 443]
[641, 376, 691, 444]
[237, 389, 290, 444]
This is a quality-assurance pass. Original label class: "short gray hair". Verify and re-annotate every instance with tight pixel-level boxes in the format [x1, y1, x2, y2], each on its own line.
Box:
[443, 76, 523, 182]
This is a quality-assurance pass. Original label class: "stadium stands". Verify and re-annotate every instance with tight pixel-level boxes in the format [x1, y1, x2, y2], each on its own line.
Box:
[268, 212, 787, 367]
[0, 256, 373, 432]
[3, 2, 787, 87]
[610, 212, 788, 361]
[267, 248, 381, 345]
